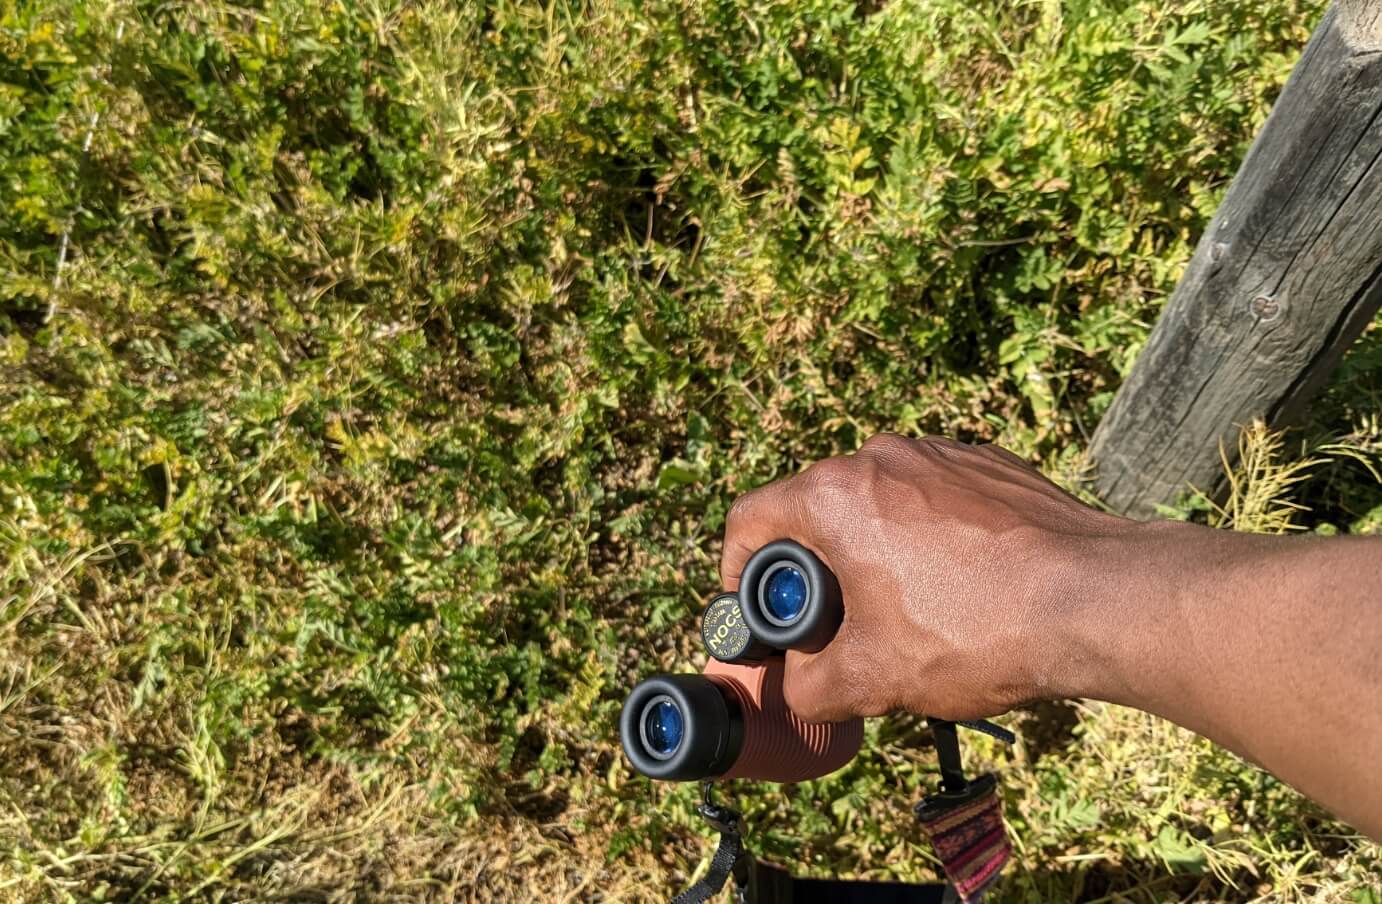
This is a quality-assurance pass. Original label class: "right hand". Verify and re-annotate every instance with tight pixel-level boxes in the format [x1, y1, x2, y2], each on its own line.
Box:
[719, 433, 1136, 723]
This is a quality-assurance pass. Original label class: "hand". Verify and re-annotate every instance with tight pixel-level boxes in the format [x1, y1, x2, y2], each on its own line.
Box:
[720, 434, 1135, 723]
[722, 433, 1382, 838]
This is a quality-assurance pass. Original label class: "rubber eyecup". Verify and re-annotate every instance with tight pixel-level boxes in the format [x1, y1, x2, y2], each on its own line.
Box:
[619, 674, 743, 781]
[738, 540, 843, 652]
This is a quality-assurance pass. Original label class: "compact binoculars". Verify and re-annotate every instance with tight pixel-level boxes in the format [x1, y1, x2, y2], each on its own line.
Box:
[619, 540, 865, 783]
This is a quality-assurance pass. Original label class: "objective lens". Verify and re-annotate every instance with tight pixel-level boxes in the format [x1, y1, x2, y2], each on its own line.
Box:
[642, 697, 684, 758]
[764, 565, 807, 622]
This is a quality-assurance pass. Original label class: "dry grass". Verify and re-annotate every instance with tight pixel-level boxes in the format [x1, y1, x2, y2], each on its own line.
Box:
[1204, 421, 1322, 533]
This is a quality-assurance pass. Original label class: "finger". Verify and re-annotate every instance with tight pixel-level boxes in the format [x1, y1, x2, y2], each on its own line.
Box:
[783, 644, 892, 722]
[781, 647, 854, 723]
[719, 476, 809, 592]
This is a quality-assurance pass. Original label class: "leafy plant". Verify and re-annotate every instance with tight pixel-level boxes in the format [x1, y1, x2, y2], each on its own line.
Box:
[2, 0, 1377, 900]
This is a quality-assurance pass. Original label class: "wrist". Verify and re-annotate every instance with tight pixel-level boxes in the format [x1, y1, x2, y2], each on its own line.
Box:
[1034, 518, 1201, 707]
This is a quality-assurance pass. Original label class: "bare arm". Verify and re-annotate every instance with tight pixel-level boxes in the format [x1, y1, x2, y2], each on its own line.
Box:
[720, 434, 1382, 839]
[1082, 522, 1382, 837]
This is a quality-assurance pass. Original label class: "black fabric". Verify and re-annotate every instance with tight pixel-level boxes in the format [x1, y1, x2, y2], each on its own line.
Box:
[671, 824, 743, 904]
[668, 831, 951, 904]
[775, 871, 949, 903]
[668, 782, 962, 904]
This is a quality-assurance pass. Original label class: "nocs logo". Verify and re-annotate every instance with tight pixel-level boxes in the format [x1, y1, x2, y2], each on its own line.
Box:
[701, 593, 754, 662]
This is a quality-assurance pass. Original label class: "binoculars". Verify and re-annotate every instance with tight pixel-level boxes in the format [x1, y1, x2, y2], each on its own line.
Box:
[620, 540, 865, 783]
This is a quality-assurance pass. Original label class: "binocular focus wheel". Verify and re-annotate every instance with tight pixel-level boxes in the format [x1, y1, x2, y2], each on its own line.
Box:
[737, 540, 843, 652]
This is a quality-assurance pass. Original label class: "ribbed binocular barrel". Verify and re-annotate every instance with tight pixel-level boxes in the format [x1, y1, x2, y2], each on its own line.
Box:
[620, 540, 863, 783]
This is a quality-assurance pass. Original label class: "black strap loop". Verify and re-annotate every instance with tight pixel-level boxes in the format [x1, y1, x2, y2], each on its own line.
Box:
[668, 801, 746, 904]
[671, 820, 744, 904]
[672, 785, 749, 904]
[670, 783, 954, 904]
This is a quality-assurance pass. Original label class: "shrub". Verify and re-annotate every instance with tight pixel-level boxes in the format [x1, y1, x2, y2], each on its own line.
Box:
[3, 0, 1376, 899]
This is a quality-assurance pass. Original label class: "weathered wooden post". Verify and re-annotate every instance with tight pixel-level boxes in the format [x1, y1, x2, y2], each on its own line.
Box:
[1089, 1, 1382, 517]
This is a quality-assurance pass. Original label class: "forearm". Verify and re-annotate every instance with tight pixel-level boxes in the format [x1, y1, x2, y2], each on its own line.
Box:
[719, 435, 1382, 836]
[1060, 522, 1382, 839]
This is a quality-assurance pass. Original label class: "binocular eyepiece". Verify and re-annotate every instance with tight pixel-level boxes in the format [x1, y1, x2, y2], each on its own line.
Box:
[620, 540, 863, 783]
[730, 538, 844, 655]
[622, 671, 743, 780]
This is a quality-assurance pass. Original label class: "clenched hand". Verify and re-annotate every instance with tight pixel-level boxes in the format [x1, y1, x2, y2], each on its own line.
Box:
[719, 434, 1382, 839]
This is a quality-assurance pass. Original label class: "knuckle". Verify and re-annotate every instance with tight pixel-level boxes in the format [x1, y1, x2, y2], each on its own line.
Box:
[861, 434, 930, 478]
[855, 434, 920, 486]
[980, 442, 1025, 463]
[918, 434, 962, 455]
[801, 456, 855, 499]
[724, 488, 760, 531]
[858, 432, 911, 459]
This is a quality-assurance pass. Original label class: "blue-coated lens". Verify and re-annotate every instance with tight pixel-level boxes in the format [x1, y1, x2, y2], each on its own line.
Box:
[765, 565, 807, 622]
[644, 700, 683, 757]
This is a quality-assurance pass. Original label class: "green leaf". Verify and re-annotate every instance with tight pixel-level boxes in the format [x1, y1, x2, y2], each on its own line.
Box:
[1153, 826, 1207, 872]
[656, 459, 703, 490]
[622, 320, 657, 365]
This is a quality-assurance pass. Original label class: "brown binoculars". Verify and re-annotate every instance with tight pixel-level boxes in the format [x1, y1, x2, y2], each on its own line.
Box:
[620, 540, 865, 783]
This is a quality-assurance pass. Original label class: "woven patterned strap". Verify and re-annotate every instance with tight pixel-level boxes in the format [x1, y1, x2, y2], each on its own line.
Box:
[915, 774, 1010, 903]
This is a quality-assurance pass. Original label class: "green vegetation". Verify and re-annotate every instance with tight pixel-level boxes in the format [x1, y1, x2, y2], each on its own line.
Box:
[2, 0, 1379, 899]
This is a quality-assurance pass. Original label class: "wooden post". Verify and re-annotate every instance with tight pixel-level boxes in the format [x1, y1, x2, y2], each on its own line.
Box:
[1089, 1, 1382, 517]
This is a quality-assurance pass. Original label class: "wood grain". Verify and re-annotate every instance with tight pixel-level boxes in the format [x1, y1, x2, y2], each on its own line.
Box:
[1089, 0, 1382, 517]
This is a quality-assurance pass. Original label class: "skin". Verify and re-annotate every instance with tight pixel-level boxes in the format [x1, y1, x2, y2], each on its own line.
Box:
[720, 434, 1382, 840]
